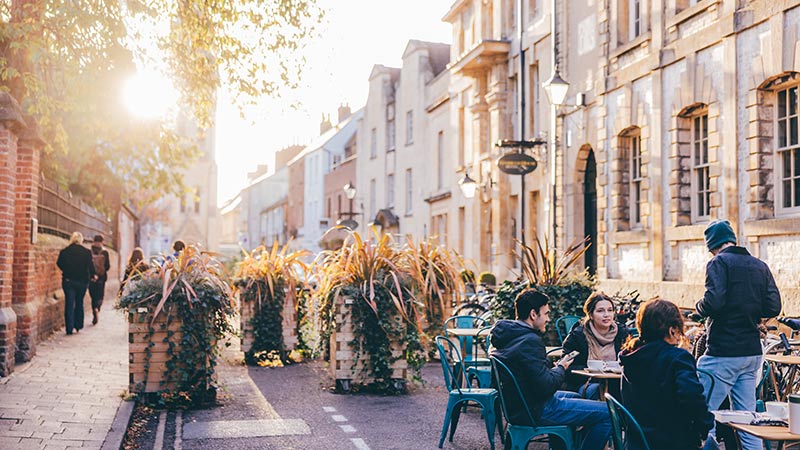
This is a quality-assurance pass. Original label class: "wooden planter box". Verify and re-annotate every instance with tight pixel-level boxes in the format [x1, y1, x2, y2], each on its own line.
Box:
[128, 307, 181, 394]
[240, 287, 298, 354]
[328, 296, 408, 392]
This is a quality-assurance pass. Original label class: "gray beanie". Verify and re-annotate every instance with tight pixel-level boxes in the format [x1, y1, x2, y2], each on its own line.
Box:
[704, 220, 736, 251]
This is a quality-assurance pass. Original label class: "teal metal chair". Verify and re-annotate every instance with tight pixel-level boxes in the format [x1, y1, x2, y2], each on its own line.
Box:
[555, 315, 581, 344]
[605, 393, 651, 450]
[490, 356, 577, 450]
[696, 368, 716, 404]
[467, 326, 493, 388]
[435, 336, 498, 450]
[444, 315, 490, 369]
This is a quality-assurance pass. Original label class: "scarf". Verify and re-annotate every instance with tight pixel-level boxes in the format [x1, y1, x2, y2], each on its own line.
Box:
[585, 320, 619, 361]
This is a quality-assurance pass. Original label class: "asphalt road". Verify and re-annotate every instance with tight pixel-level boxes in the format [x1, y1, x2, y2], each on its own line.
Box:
[123, 360, 553, 450]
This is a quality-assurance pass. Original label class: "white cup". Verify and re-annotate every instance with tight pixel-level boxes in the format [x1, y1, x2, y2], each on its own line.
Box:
[789, 394, 800, 434]
[766, 401, 789, 419]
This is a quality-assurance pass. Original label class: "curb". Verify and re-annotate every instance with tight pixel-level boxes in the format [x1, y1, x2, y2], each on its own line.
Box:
[101, 399, 135, 450]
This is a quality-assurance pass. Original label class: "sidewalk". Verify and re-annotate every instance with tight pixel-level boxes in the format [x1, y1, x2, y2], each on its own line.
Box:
[0, 288, 129, 450]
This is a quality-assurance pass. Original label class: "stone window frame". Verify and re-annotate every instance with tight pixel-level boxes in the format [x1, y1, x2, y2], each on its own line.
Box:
[775, 83, 800, 213]
[746, 72, 800, 220]
[668, 102, 721, 226]
[613, 126, 648, 231]
[614, 0, 649, 46]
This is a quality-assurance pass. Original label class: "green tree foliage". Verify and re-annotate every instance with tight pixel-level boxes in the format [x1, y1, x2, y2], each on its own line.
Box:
[0, 0, 323, 210]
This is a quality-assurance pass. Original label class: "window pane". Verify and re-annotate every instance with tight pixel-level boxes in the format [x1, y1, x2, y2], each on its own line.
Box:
[791, 87, 798, 116]
[795, 177, 800, 207]
[779, 90, 787, 119]
[795, 148, 800, 178]
[785, 178, 793, 208]
[784, 150, 793, 179]
[702, 115, 708, 137]
[694, 117, 700, 142]
[702, 141, 708, 164]
[779, 120, 788, 148]
[792, 117, 798, 147]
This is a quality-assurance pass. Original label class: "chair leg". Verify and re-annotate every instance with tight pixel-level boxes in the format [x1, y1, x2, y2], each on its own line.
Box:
[449, 402, 463, 442]
[439, 399, 456, 448]
[482, 406, 496, 450]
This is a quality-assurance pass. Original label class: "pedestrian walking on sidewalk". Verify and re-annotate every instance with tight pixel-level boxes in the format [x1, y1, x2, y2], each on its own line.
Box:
[120, 247, 148, 295]
[695, 219, 782, 450]
[88, 234, 110, 325]
[56, 231, 95, 335]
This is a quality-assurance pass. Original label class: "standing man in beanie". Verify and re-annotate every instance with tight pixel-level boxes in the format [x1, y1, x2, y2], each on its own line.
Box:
[56, 232, 95, 335]
[695, 220, 781, 450]
[88, 235, 110, 325]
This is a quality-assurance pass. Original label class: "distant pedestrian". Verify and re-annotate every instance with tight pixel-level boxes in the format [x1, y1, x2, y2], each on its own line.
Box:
[120, 247, 148, 295]
[56, 232, 95, 335]
[695, 220, 782, 450]
[172, 239, 185, 255]
[88, 235, 110, 325]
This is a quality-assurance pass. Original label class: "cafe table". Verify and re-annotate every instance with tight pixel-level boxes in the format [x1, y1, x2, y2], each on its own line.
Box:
[713, 411, 800, 450]
[765, 354, 800, 401]
[571, 369, 622, 398]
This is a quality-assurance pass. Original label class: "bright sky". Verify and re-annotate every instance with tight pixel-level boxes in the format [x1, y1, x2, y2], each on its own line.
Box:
[214, 0, 452, 206]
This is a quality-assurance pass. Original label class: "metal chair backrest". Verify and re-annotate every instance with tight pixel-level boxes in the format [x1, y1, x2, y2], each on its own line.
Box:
[475, 325, 493, 359]
[555, 315, 581, 343]
[445, 315, 489, 330]
[436, 336, 467, 394]
[605, 393, 651, 450]
[490, 356, 537, 427]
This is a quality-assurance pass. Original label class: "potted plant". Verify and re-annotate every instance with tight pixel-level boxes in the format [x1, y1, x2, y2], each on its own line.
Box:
[119, 245, 235, 406]
[234, 241, 310, 366]
[491, 237, 595, 345]
[315, 229, 425, 394]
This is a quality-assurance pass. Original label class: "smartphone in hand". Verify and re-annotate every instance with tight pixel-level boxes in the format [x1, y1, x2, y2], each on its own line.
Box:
[557, 350, 579, 368]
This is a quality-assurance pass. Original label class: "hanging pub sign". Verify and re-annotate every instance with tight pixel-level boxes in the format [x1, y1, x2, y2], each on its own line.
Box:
[497, 152, 538, 175]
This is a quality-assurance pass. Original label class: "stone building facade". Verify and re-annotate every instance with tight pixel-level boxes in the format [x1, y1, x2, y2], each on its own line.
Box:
[356, 41, 452, 244]
[440, 0, 800, 309]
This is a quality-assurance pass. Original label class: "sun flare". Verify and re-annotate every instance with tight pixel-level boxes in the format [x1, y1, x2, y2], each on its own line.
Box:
[122, 71, 177, 119]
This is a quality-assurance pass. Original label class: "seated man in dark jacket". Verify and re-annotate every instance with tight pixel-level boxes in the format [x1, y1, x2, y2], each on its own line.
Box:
[490, 289, 611, 450]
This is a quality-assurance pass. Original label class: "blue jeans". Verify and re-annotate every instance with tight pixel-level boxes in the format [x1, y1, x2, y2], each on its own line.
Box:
[698, 354, 762, 450]
[539, 390, 611, 450]
[62, 279, 87, 334]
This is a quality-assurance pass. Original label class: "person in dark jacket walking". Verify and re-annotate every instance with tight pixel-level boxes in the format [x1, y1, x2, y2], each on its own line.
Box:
[620, 298, 714, 450]
[562, 292, 630, 399]
[490, 289, 611, 450]
[695, 220, 781, 450]
[56, 232, 95, 335]
[88, 234, 110, 325]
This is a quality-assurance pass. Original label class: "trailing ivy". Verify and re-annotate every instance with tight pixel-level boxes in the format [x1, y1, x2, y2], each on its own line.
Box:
[119, 246, 235, 408]
[238, 278, 288, 366]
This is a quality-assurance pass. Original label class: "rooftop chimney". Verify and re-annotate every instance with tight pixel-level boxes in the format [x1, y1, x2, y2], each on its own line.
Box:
[337, 103, 351, 123]
[320, 113, 332, 135]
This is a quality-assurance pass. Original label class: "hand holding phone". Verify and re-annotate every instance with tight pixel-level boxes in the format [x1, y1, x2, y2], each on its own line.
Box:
[557, 350, 579, 369]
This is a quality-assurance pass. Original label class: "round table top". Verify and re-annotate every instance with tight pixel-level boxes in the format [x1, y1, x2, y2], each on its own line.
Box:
[571, 369, 623, 379]
[765, 354, 800, 365]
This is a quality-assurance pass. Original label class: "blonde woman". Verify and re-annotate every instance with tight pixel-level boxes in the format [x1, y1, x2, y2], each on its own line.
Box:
[56, 232, 95, 335]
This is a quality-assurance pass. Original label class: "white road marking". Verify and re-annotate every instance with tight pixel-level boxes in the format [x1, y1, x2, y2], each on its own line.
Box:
[331, 414, 348, 422]
[351, 438, 371, 450]
[322, 406, 337, 412]
[153, 411, 167, 450]
[339, 424, 356, 433]
[174, 410, 183, 450]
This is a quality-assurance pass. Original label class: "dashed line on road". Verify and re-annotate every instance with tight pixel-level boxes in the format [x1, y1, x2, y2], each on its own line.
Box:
[331, 414, 347, 422]
[351, 438, 371, 450]
[339, 425, 356, 433]
[322, 406, 337, 412]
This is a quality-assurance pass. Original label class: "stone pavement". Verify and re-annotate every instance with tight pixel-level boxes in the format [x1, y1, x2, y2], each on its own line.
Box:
[0, 293, 129, 450]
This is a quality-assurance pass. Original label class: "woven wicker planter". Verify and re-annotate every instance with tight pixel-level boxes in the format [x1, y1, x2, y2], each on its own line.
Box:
[240, 287, 298, 354]
[328, 296, 408, 392]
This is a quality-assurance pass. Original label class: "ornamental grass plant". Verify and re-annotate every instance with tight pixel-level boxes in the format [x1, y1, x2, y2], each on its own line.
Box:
[234, 241, 311, 366]
[491, 236, 596, 345]
[118, 245, 235, 407]
[315, 229, 426, 393]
